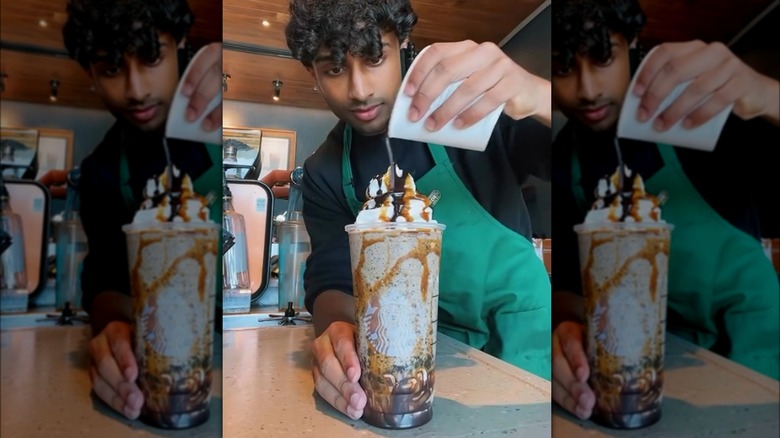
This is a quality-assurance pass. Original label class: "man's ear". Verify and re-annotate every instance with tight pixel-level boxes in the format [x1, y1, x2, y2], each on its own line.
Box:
[629, 37, 638, 50]
[178, 37, 187, 49]
[400, 38, 409, 50]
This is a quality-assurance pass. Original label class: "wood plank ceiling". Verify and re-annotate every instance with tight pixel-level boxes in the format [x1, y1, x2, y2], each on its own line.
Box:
[1, 0, 776, 111]
[221, 0, 547, 110]
[0, 0, 221, 109]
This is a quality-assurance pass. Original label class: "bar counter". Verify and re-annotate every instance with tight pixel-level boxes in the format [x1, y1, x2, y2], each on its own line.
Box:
[553, 334, 780, 437]
[0, 320, 222, 438]
[223, 325, 552, 437]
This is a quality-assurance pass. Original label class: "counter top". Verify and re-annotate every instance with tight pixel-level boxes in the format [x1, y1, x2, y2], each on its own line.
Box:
[0, 324, 222, 438]
[553, 334, 780, 437]
[223, 326, 552, 437]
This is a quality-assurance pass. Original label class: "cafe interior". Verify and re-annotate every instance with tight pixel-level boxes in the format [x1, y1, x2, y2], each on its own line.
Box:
[1, 0, 779, 436]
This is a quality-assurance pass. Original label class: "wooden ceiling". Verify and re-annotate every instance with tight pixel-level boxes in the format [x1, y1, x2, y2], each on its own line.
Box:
[0, 0, 221, 109]
[1, 0, 776, 111]
[221, 0, 547, 110]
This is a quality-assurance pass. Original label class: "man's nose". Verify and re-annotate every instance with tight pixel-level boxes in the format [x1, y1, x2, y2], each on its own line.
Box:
[348, 67, 374, 102]
[125, 63, 150, 102]
[576, 68, 601, 102]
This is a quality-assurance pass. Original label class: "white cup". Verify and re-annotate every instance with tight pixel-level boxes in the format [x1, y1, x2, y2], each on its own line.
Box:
[388, 46, 505, 152]
[165, 46, 222, 145]
[617, 46, 733, 152]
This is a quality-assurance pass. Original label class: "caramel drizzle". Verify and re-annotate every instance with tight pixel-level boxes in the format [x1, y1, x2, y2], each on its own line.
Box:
[581, 229, 670, 407]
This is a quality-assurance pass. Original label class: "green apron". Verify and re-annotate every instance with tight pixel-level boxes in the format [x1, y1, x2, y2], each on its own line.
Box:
[119, 139, 224, 305]
[572, 142, 780, 380]
[342, 125, 551, 380]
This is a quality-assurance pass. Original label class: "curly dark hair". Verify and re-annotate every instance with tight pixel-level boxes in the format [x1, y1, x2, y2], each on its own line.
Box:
[62, 0, 194, 69]
[552, 0, 646, 69]
[285, 0, 418, 67]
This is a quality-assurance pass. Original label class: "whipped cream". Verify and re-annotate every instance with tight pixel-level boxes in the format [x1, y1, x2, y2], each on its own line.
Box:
[132, 164, 211, 223]
[355, 164, 435, 224]
[584, 165, 662, 223]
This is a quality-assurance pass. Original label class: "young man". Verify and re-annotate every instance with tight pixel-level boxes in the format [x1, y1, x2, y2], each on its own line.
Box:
[551, 0, 780, 420]
[285, 0, 553, 420]
[62, 0, 222, 420]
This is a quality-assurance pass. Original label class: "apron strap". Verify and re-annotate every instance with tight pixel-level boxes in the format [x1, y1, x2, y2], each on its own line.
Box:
[341, 125, 365, 216]
[570, 129, 589, 213]
[119, 139, 137, 214]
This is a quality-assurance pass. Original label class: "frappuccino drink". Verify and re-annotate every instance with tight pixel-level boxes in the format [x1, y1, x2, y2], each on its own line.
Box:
[123, 165, 219, 429]
[346, 164, 444, 429]
[575, 165, 673, 429]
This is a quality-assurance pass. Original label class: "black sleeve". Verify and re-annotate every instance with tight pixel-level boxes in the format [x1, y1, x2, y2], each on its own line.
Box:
[79, 151, 133, 314]
[501, 114, 552, 183]
[301, 143, 355, 314]
[550, 125, 585, 294]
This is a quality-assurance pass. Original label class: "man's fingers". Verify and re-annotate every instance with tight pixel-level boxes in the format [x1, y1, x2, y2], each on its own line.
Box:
[90, 334, 127, 391]
[404, 41, 478, 120]
[558, 323, 589, 382]
[202, 103, 223, 132]
[637, 41, 722, 122]
[552, 330, 578, 389]
[330, 325, 361, 383]
[181, 43, 222, 97]
[186, 62, 222, 122]
[90, 366, 141, 419]
[427, 59, 505, 130]
[313, 364, 362, 419]
[552, 377, 580, 418]
[105, 322, 137, 382]
[181, 43, 222, 122]
[633, 41, 704, 98]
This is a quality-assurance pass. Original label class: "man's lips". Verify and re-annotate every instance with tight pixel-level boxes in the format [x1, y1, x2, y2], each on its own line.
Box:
[579, 104, 610, 123]
[128, 104, 159, 123]
[352, 104, 382, 122]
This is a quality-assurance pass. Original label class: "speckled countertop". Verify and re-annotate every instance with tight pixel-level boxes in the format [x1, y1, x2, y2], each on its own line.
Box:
[222, 326, 552, 437]
[553, 334, 780, 437]
[0, 324, 222, 437]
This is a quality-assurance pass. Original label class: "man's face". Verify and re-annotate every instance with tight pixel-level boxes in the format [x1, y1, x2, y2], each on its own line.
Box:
[552, 32, 632, 132]
[308, 32, 404, 137]
[88, 32, 180, 133]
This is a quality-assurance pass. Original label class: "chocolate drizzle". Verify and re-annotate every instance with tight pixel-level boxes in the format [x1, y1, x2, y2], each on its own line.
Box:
[365, 166, 432, 223]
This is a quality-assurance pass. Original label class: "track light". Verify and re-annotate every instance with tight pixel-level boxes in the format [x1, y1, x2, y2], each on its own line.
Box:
[223, 73, 231, 93]
[273, 80, 282, 102]
[49, 79, 59, 102]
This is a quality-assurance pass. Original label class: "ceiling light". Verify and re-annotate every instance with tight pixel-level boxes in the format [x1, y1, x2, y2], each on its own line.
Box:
[223, 73, 231, 93]
[39, 19, 48, 28]
[49, 79, 59, 102]
[262, 20, 270, 27]
[273, 80, 282, 102]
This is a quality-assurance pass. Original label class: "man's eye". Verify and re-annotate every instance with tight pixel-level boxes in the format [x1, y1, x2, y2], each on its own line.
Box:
[145, 56, 163, 67]
[596, 55, 614, 67]
[102, 66, 121, 77]
[368, 56, 384, 66]
[554, 65, 572, 76]
[327, 66, 344, 76]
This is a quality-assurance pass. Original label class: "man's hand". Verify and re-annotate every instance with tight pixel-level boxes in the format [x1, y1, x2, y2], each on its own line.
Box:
[311, 321, 366, 420]
[552, 321, 595, 420]
[88, 321, 144, 419]
[633, 40, 780, 130]
[403, 40, 551, 130]
[180, 42, 222, 132]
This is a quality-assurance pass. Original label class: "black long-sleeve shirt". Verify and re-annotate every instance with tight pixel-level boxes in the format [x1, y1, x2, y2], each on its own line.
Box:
[301, 114, 551, 313]
[79, 121, 213, 314]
